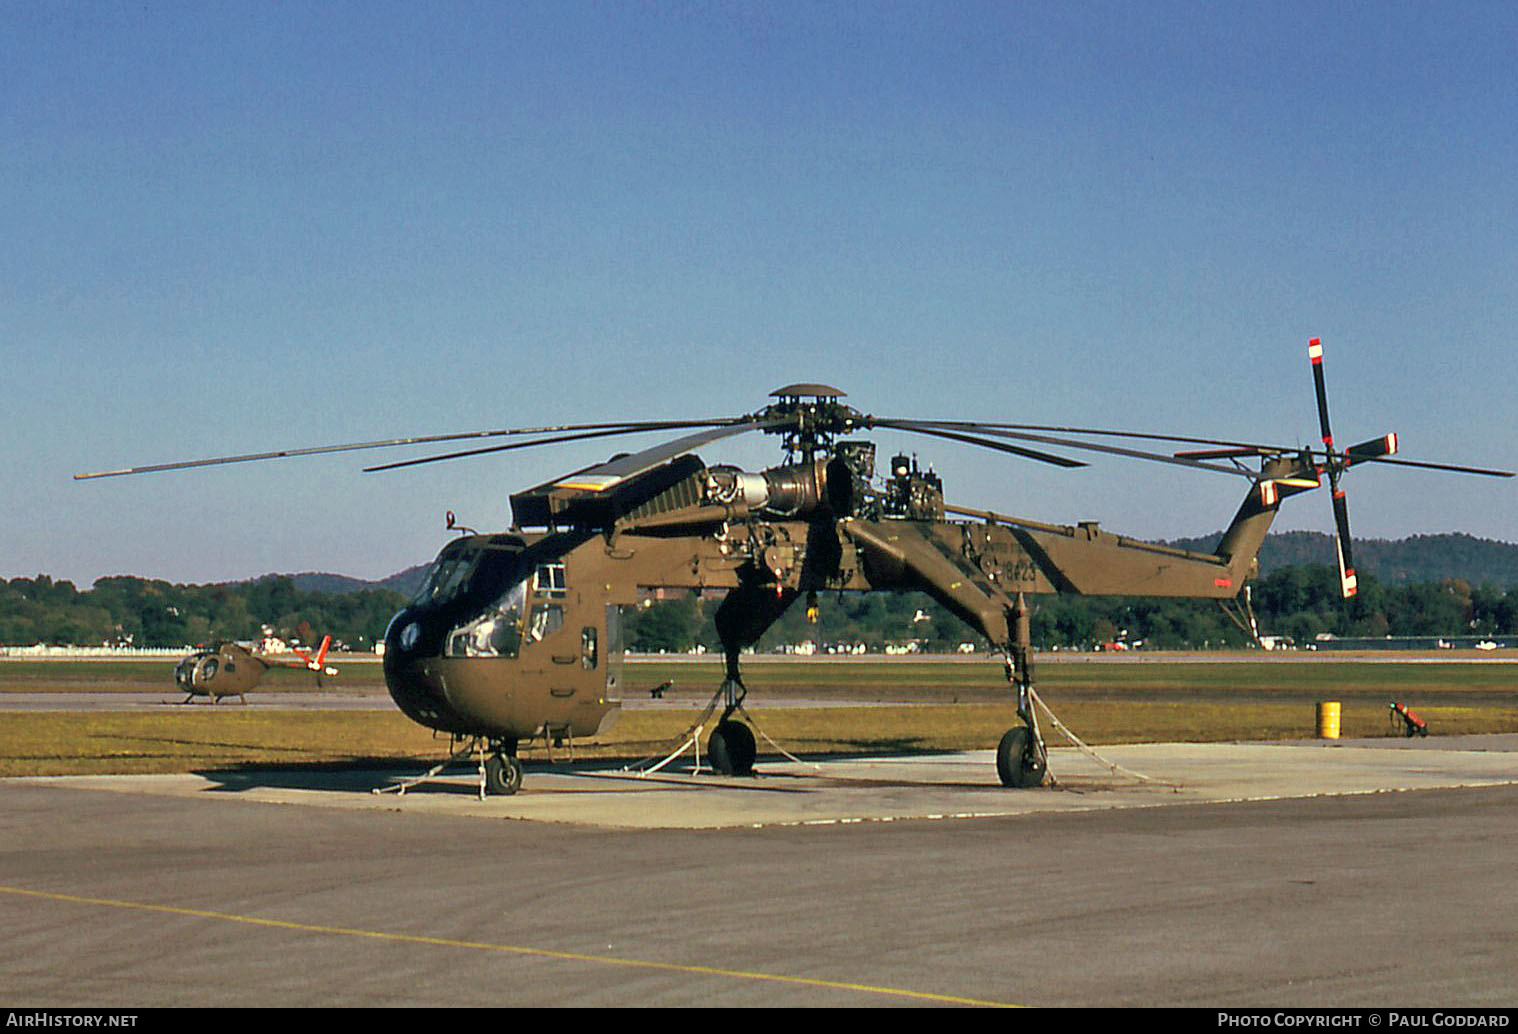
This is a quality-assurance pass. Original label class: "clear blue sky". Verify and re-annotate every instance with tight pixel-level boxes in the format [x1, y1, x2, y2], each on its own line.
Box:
[4, 1, 1514, 587]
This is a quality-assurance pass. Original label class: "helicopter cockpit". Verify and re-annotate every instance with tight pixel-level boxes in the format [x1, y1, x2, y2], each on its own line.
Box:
[174, 652, 215, 691]
[173, 644, 256, 701]
[391, 535, 576, 662]
[382, 531, 615, 746]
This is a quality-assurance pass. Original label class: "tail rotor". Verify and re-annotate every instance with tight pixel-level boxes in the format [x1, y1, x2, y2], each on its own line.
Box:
[1308, 339, 1398, 599]
[292, 635, 337, 687]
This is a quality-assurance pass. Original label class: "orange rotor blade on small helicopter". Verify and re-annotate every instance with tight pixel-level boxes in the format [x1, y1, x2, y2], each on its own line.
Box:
[293, 635, 332, 671]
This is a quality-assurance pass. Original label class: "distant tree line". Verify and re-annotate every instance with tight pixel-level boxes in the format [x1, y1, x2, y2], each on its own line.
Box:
[624, 564, 1518, 654]
[1166, 531, 1518, 588]
[0, 575, 407, 650]
[4, 564, 1516, 652]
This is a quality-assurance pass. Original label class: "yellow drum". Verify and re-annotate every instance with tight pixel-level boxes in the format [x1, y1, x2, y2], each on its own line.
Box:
[1317, 701, 1342, 740]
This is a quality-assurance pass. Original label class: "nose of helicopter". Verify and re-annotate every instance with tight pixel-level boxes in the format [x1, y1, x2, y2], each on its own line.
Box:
[384, 655, 445, 728]
[382, 613, 468, 734]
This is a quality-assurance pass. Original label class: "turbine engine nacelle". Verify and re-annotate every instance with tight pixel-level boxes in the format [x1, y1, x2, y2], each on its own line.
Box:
[706, 443, 874, 519]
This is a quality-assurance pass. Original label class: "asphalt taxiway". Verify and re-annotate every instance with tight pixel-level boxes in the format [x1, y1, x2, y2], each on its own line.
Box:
[2, 736, 1516, 1007]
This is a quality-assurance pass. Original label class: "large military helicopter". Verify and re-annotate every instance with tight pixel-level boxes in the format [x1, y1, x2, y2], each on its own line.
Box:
[174, 635, 338, 703]
[81, 341, 1510, 792]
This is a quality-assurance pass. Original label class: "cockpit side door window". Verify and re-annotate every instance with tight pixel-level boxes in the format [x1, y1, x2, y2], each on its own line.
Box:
[528, 604, 564, 642]
[581, 626, 597, 669]
[534, 562, 567, 598]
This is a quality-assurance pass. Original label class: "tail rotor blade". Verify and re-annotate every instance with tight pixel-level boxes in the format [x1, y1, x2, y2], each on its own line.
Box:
[1345, 433, 1398, 465]
[1309, 337, 1357, 597]
[1331, 487, 1357, 598]
[1309, 338, 1334, 450]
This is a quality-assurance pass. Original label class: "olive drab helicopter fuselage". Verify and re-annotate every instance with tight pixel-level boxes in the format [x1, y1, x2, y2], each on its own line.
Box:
[380, 428, 1298, 793]
[175, 635, 337, 703]
[80, 345, 1512, 795]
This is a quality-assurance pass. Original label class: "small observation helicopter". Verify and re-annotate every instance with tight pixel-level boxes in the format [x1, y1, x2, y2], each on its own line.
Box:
[84, 341, 1510, 791]
[174, 635, 338, 703]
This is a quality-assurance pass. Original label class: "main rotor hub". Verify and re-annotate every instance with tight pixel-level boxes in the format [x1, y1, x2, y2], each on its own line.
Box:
[761, 384, 868, 463]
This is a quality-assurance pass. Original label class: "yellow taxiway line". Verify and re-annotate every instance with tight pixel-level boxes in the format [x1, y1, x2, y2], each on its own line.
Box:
[0, 883, 1019, 1008]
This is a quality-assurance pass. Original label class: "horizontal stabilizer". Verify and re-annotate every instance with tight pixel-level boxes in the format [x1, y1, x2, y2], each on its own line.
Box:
[1257, 472, 1321, 507]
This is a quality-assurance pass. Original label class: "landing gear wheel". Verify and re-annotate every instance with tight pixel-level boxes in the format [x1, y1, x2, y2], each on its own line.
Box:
[483, 752, 524, 796]
[709, 720, 757, 776]
[996, 726, 1046, 788]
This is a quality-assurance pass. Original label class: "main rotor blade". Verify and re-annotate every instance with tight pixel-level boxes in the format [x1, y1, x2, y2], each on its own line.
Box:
[887, 420, 1257, 478]
[1336, 454, 1513, 477]
[933, 421, 1292, 455]
[363, 424, 719, 473]
[917, 420, 1513, 479]
[74, 419, 723, 480]
[552, 417, 792, 492]
[871, 420, 1087, 469]
[1174, 447, 1280, 460]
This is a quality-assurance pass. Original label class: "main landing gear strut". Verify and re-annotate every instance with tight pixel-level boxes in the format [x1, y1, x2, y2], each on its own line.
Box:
[704, 578, 792, 777]
[997, 595, 1048, 788]
[707, 659, 758, 776]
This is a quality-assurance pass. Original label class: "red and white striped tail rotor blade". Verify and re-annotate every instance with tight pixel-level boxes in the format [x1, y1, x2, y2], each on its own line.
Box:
[1345, 433, 1398, 466]
[1331, 488, 1357, 598]
[1308, 338, 1335, 450]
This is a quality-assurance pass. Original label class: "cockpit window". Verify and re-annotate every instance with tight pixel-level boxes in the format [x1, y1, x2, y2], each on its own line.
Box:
[534, 562, 567, 597]
[412, 542, 524, 612]
[412, 547, 482, 606]
[447, 578, 527, 658]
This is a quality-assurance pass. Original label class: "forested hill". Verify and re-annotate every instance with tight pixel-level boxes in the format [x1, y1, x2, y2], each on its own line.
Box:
[1163, 531, 1518, 587]
[287, 565, 428, 597]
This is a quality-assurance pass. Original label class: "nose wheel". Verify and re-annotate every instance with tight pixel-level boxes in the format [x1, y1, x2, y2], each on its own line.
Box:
[483, 743, 523, 796]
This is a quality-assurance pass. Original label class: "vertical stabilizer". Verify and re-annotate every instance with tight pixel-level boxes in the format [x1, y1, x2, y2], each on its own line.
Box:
[1215, 455, 1319, 588]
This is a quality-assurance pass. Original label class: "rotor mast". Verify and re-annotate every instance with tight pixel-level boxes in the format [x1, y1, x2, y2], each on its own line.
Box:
[761, 384, 865, 465]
